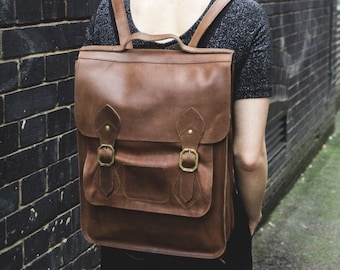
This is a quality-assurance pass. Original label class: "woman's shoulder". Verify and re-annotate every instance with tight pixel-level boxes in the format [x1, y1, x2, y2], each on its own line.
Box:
[229, 0, 268, 20]
[219, 0, 270, 38]
[84, 0, 118, 45]
[231, 0, 266, 11]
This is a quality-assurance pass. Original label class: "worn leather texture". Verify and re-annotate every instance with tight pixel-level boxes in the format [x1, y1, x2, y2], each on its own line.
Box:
[75, 0, 234, 259]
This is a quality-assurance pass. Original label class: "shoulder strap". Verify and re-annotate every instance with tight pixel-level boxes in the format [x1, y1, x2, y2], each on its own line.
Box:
[111, 0, 232, 48]
[111, 0, 132, 48]
[188, 0, 232, 47]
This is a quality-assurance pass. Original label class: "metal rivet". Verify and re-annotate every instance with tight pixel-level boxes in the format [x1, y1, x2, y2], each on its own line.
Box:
[188, 129, 193, 134]
[105, 125, 110, 131]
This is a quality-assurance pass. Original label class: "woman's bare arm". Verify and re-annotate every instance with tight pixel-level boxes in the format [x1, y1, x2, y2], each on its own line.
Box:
[233, 97, 270, 235]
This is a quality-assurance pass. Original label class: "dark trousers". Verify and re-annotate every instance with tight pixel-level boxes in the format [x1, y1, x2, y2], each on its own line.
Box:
[101, 194, 252, 270]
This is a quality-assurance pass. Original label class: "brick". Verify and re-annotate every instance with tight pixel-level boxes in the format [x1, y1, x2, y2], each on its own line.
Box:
[21, 170, 46, 205]
[5, 84, 57, 122]
[7, 190, 60, 244]
[0, 182, 19, 219]
[24, 228, 50, 264]
[60, 230, 92, 266]
[0, 0, 15, 26]
[24, 246, 61, 270]
[69, 48, 79, 75]
[47, 108, 71, 137]
[59, 180, 79, 213]
[67, 0, 89, 19]
[88, 0, 102, 14]
[48, 159, 70, 191]
[70, 105, 76, 129]
[0, 158, 5, 187]
[70, 155, 79, 180]
[4, 140, 57, 184]
[0, 123, 18, 156]
[69, 50, 78, 76]
[59, 130, 77, 159]
[19, 57, 44, 88]
[55, 22, 88, 49]
[47, 213, 72, 248]
[70, 245, 101, 270]
[42, 0, 65, 21]
[70, 205, 81, 233]
[16, 0, 41, 25]
[0, 96, 3, 124]
[20, 115, 46, 148]
[46, 53, 69, 81]
[0, 218, 5, 249]
[2, 26, 56, 59]
[0, 244, 23, 270]
[0, 61, 18, 93]
[58, 78, 74, 106]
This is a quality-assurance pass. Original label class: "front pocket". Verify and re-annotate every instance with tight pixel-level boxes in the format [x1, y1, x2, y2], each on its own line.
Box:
[82, 138, 214, 218]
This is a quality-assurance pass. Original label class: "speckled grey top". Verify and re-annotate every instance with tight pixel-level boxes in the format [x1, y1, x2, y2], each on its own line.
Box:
[84, 0, 272, 100]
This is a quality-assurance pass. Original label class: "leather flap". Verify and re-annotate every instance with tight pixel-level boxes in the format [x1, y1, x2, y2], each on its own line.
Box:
[75, 47, 233, 144]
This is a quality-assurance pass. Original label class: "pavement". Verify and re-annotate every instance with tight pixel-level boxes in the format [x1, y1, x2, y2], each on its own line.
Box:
[253, 110, 340, 270]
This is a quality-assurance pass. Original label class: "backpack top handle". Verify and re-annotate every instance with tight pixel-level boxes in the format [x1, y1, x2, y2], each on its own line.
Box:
[110, 0, 232, 48]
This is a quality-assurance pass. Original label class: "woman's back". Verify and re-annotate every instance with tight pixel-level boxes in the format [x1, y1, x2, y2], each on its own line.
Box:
[129, 0, 211, 36]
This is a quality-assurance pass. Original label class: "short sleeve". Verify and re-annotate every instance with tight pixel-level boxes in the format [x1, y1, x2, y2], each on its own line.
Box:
[233, 6, 272, 99]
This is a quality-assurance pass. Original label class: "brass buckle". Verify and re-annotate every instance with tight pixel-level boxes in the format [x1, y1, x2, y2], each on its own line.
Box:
[179, 148, 199, 172]
[97, 144, 115, 167]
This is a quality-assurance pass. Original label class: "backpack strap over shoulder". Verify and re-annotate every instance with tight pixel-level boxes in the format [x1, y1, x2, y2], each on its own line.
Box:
[188, 0, 232, 47]
[111, 0, 132, 48]
[111, 0, 232, 48]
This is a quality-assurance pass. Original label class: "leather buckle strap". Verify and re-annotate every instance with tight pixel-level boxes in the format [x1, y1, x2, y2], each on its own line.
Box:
[95, 105, 121, 196]
[177, 108, 205, 173]
[175, 108, 205, 206]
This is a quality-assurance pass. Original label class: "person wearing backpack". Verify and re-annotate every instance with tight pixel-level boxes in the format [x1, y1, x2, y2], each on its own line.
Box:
[83, 0, 271, 269]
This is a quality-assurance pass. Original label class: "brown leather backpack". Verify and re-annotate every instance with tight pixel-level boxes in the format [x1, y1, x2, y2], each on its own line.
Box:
[75, 0, 234, 259]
